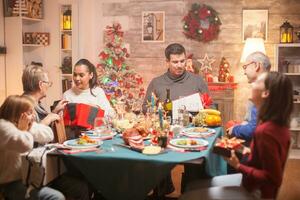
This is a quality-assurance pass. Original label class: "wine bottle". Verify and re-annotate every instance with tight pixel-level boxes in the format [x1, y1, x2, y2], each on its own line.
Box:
[164, 88, 172, 118]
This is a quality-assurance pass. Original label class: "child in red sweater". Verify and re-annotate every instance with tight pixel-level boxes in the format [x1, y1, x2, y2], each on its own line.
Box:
[181, 72, 293, 199]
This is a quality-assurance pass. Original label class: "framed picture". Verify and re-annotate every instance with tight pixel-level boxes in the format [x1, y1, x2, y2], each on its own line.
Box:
[242, 9, 268, 41]
[142, 11, 165, 42]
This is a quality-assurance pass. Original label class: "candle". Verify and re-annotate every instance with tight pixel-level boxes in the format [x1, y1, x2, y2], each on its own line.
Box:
[151, 92, 155, 109]
[158, 102, 164, 130]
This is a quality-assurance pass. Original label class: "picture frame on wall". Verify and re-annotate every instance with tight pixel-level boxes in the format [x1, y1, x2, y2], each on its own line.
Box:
[142, 11, 165, 42]
[242, 9, 268, 41]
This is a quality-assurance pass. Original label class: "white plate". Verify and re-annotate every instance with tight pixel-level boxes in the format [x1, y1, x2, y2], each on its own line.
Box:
[84, 130, 117, 139]
[169, 138, 208, 149]
[63, 139, 103, 149]
[182, 127, 215, 138]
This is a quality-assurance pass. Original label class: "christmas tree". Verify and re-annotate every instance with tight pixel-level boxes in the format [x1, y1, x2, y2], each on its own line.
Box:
[218, 57, 233, 82]
[97, 23, 145, 113]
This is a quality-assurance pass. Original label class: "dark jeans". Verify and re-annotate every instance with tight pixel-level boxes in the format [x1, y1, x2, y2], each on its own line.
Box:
[0, 180, 26, 200]
[0, 180, 65, 200]
[49, 173, 90, 200]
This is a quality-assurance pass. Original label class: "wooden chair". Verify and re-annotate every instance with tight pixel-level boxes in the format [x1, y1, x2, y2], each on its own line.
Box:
[54, 117, 67, 144]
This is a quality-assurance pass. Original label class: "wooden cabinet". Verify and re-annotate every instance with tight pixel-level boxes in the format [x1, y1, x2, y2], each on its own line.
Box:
[4, 16, 45, 96]
[209, 85, 235, 127]
[275, 43, 300, 147]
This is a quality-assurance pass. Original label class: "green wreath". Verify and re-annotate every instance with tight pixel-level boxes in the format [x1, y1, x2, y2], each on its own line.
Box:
[182, 3, 221, 42]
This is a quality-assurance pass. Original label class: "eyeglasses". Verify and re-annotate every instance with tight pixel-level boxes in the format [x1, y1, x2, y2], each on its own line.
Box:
[42, 81, 53, 87]
[242, 61, 255, 70]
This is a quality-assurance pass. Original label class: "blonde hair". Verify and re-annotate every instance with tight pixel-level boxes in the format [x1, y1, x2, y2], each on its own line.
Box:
[22, 64, 47, 93]
[0, 95, 34, 124]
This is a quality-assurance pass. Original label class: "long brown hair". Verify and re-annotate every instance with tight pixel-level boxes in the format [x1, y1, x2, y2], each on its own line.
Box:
[258, 72, 293, 127]
[0, 95, 34, 125]
[74, 59, 98, 96]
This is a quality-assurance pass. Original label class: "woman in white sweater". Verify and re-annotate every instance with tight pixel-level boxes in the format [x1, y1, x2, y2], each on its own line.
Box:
[0, 95, 64, 200]
[63, 58, 115, 118]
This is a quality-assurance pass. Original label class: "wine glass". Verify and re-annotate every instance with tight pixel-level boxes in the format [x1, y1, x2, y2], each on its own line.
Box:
[94, 117, 110, 136]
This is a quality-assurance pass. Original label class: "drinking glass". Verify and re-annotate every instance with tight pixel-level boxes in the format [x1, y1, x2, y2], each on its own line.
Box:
[94, 117, 110, 135]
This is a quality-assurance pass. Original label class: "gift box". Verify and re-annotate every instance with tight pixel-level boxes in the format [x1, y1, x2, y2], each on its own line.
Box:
[212, 137, 245, 160]
[63, 103, 105, 129]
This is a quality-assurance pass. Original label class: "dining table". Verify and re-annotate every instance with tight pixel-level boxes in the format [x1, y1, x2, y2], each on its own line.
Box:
[57, 127, 226, 200]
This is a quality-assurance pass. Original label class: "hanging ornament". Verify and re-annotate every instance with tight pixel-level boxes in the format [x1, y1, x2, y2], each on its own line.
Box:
[106, 57, 113, 65]
[182, 3, 221, 42]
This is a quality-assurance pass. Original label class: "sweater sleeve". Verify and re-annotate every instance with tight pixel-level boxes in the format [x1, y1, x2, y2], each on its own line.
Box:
[29, 122, 54, 144]
[238, 131, 284, 187]
[0, 119, 34, 153]
[96, 88, 116, 118]
[232, 106, 257, 141]
[197, 76, 209, 94]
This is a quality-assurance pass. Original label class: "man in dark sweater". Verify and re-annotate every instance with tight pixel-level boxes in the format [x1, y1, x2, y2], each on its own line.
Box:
[142, 43, 209, 113]
[142, 43, 210, 197]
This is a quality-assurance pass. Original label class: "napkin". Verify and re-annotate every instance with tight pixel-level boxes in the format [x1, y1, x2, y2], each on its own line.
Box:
[61, 147, 100, 154]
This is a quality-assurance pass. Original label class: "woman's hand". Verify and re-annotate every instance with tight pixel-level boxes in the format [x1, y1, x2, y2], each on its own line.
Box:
[52, 100, 68, 114]
[17, 112, 33, 131]
[224, 150, 240, 169]
[41, 113, 60, 126]
[242, 146, 251, 155]
[226, 126, 234, 136]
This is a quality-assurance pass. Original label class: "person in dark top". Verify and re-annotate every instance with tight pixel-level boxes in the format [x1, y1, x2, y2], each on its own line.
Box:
[142, 43, 209, 113]
[142, 43, 210, 197]
[180, 72, 293, 199]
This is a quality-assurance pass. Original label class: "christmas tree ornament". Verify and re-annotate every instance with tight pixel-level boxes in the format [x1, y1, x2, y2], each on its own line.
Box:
[197, 53, 215, 74]
[182, 3, 221, 42]
[218, 57, 234, 82]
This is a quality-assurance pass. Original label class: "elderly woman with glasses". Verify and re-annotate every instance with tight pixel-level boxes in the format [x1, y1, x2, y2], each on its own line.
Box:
[22, 64, 67, 125]
[21, 64, 92, 200]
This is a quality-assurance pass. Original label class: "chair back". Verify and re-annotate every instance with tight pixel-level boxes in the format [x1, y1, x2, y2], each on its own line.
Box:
[276, 139, 300, 200]
[54, 117, 67, 144]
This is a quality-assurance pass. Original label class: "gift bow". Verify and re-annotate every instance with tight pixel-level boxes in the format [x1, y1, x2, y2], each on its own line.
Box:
[201, 93, 213, 108]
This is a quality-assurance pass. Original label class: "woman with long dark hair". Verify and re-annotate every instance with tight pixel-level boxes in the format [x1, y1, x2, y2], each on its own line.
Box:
[63, 58, 115, 117]
[180, 72, 293, 199]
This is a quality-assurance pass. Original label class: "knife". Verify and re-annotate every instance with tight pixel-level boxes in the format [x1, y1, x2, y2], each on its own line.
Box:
[113, 143, 143, 153]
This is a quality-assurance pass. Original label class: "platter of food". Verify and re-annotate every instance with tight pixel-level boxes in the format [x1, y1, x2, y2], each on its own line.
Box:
[182, 127, 215, 138]
[63, 135, 103, 149]
[169, 138, 208, 149]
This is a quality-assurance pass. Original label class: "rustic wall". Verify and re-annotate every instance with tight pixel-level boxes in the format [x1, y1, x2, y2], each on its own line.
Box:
[102, 0, 300, 120]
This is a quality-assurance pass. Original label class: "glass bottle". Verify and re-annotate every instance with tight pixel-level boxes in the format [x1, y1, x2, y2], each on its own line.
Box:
[164, 88, 172, 119]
